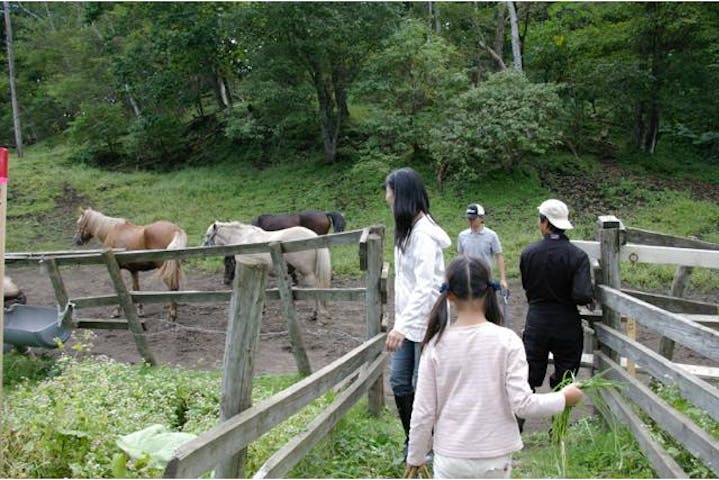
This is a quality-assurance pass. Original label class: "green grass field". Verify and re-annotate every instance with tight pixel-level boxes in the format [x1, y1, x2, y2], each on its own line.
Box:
[5, 143, 719, 290]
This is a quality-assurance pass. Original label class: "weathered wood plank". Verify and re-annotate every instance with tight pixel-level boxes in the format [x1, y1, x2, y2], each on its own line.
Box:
[43, 257, 73, 329]
[620, 244, 719, 269]
[597, 217, 623, 360]
[163, 334, 386, 479]
[71, 287, 367, 311]
[252, 353, 387, 479]
[102, 250, 156, 365]
[75, 318, 144, 330]
[626, 228, 719, 250]
[594, 322, 719, 422]
[216, 259, 268, 478]
[660, 265, 694, 360]
[380, 261, 389, 305]
[364, 233, 384, 415]
[596, 352, 719, 476]
[571, 240, 600, 260]
[269, 242, 311, 377]
[5, 229, 367, 267]
[358, 227, 370, 271]
[683, 314, 719, 325]
[596, 375, 687, 478]
[621, 288, 718, 315]
[598, 285, 719, 363]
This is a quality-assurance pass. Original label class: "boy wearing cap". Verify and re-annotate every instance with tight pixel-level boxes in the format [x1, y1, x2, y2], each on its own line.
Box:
[457, 203, 508, 292]
[519, 199, 594, 398]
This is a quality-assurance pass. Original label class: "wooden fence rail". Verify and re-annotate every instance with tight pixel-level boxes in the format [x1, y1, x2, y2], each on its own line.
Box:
[596, 353, 719, 476]
[596, 285, 719, 363]
[4, 229, 366, 267]
[592, 217, 719, 478]
[594, 322, 719, 422]
[163, 333, 386, 478]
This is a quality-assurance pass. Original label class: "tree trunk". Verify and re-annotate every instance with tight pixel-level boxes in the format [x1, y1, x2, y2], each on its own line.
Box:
[4, 1, 24, 157]
[221, 77, 233, 108]
[494, 2, 506, 65]
[507, 1, 522, 72]
[310, 62, 339, 164]
[124, 84, 142, 118]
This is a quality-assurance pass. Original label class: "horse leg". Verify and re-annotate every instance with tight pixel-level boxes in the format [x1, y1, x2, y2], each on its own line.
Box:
[130, 271, 145, 317]
[301, 271, 329, 324]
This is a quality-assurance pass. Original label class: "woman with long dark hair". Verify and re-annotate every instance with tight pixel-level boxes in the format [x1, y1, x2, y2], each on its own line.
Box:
[383, 167, 451, 460]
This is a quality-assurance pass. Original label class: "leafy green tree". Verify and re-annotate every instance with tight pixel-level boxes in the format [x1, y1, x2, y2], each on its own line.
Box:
[238, 2, 401, 163]
[428, 70, 565, 185]
[357, 18, 466, 156]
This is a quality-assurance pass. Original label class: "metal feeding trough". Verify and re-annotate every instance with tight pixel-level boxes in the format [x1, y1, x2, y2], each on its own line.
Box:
[3, 304, 72, 349]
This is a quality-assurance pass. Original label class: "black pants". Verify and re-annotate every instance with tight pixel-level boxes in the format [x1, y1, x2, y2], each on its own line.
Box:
[522, 305, 583, 390]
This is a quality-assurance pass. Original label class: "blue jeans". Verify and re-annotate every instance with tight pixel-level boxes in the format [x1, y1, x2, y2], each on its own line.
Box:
[390, 339, 422, 397]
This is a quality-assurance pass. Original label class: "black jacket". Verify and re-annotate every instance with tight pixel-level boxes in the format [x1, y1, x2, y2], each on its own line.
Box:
[520, 233, 594, 309]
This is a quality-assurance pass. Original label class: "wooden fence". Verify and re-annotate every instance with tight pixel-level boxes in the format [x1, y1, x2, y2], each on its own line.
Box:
[7, 225, 389, 478]
[573, 217, 719, 478]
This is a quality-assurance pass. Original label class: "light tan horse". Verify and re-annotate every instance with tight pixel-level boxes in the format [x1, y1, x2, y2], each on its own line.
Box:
[202, 221, 332, 320]
[3, 275, 26, 306]
[73, 207, 187, 321]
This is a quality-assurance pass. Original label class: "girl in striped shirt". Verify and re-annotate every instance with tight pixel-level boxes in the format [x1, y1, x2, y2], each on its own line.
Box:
[406, 255, 583, 478]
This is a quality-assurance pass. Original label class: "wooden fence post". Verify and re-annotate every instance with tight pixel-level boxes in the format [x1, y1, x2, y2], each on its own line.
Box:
[216, 257, 269, 479]
[43, 257, 74, 329]
[659, 266, 693, 360]
[102, 250, 156, 365]
[365, 226, 384, 415]
[269, 242, 312, 377]
[597, 215, 624, 361]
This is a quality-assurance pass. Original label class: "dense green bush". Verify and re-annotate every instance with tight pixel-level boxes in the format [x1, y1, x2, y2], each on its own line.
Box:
[427, 70, 566, 185]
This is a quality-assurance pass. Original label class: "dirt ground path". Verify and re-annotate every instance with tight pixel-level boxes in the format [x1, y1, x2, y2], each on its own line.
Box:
[5, 264, 717, 435]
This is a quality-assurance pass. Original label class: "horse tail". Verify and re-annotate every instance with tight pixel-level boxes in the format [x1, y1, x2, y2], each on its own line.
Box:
[326, 212, 346, 232]
[315, 247, 332, 289]
[157, 229, 187, 290]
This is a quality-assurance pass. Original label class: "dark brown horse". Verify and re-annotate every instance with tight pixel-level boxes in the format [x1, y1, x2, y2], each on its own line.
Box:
[223, 210, 345, 285]
[73, 207, 187, 321]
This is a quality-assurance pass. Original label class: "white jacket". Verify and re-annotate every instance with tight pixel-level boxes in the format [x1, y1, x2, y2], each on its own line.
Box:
[393, 215, 451, 342]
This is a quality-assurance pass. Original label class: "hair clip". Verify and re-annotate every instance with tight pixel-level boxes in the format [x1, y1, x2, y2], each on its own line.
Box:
[439, 282, 449, 293]
[488, 280, 500, 292]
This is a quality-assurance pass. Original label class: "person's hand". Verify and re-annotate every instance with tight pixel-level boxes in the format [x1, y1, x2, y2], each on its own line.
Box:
[385, 329, 405, 352]
[500, 279, 509, 294]
[586, 300, 597, 311]
[561, 382, 584, 407]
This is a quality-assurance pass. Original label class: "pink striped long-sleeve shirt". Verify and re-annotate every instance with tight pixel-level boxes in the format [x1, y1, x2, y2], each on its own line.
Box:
[406, 321, 566, 465]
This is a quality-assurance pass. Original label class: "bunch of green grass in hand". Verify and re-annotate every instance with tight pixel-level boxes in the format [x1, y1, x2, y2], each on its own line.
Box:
[552, 370, 624, 477]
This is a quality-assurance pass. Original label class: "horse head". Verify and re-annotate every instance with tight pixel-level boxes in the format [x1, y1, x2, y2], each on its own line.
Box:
[202, 221, 221, 247]
[73, 207, 93, 245]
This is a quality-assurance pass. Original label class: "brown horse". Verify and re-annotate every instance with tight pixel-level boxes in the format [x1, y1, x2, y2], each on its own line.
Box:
[223, 210, 346, 285]
[73, 207, 187, 321]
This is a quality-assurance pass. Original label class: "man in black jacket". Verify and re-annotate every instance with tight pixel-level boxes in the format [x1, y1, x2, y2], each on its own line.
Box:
[520, 199, 594, 395]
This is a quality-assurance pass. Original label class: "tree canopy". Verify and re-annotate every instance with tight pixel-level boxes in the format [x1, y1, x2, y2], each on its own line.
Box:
[2, 2, 717, 177]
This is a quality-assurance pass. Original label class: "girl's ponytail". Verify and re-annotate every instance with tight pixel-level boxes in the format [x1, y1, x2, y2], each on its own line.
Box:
[484, 282, 503, 326]
[422, 290, 449, 348]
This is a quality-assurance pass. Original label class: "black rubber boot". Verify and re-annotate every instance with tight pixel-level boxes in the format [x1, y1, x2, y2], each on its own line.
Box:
[394, 394, 414, 460]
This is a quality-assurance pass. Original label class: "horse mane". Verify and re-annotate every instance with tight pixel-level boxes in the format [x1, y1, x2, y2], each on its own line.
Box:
[81, 208, 127, 241]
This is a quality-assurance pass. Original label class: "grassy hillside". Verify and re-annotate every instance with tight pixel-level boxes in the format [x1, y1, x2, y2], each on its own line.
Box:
[4, 143, 719, 290]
